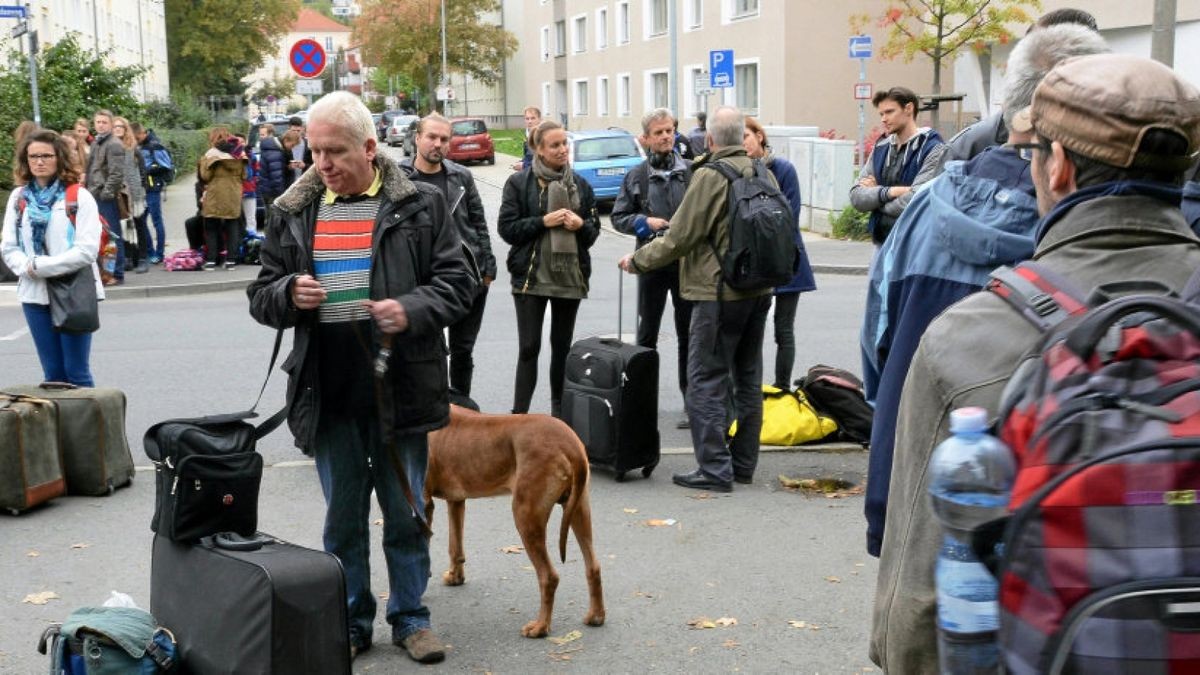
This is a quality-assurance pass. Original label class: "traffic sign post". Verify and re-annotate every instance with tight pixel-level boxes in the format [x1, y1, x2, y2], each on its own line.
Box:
[710, 50, 734, 90]
[849, 35, 873, 166]
[289, 39, 327, 79]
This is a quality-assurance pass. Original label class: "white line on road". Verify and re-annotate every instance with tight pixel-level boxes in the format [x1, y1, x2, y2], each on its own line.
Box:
[0, 327, 29, 341]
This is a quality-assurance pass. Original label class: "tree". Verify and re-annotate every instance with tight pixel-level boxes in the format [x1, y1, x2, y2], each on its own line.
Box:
[167, 0, 300, 97]
[355, 0, 517, 113]
[851, 0, 1041, 127]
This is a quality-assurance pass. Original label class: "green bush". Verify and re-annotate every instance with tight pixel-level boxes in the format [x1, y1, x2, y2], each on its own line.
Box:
[156, 128, 211, 179]
[830, 205, 871, 241]
[144, 91, 214, 131]
[490, 129, 526, 158]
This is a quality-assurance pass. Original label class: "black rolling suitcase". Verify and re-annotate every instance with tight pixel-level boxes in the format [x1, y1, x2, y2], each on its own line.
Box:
[563, 270, 660, 481]
[151, 532, 350, 675]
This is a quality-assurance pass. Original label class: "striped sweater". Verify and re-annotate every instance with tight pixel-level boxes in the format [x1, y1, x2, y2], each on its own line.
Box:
[313, 197, 379, 323]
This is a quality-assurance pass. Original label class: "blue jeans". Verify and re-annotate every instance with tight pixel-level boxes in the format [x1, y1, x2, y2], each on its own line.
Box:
[145, 191, 165, 259]
[313, 413, 432, 645]
[22, 303, 94, 387]
[95, 198, 124, 281]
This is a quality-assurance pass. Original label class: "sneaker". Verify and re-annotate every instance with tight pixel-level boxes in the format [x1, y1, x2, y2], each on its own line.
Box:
[203, 262, 217, 271]
[675, 416, 691, 430]
[224, 261, 236, 271]
[148, 255, 162, 265]
[395, 628, 445, 664]
[135, 261, 150, 274]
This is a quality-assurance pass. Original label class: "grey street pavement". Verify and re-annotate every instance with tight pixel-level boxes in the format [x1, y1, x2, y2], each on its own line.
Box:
[0, 148, 879, 673]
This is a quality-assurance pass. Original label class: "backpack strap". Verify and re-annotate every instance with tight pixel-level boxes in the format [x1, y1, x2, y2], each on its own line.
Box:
[65, 183, 80, 226]
[1182, 266, 1200, 305]
[704, 160, 742, 304]
[987, 261, 1090, 332]
[638, 162, 651, 216]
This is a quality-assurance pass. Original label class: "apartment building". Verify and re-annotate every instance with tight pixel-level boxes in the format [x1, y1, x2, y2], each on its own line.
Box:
[0, 0, 168, 100]
[519, 0, 942, 136]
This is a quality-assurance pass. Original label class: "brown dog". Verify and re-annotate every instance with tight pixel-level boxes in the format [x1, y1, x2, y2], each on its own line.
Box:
[425, 405, 606, 637]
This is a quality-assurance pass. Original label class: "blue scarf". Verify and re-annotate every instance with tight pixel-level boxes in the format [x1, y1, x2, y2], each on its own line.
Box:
[20, 179, 65, 255]
[1034, 180, 1183, 244]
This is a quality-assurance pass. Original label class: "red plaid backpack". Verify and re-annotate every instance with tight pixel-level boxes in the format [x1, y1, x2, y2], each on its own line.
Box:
[983, 261, 1200, 674]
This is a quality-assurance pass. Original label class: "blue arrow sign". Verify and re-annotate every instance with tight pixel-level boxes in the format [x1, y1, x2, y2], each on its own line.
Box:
[710, 49, 734, 89]
[0, 5, 27, 18]
[849, 35, 872, 59]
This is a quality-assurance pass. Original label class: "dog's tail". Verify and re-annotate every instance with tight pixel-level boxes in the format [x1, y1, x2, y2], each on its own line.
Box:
[559, 440, 589, 564]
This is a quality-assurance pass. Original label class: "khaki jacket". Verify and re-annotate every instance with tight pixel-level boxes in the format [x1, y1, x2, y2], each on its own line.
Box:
[199, 148, 248, 220]
[630, 146, 773, 302]
[870, 195, 1200, 674]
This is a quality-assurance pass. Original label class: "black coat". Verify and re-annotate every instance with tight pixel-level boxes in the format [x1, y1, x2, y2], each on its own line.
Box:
[257, 137, 288, 199]
[497, 169, 600, 292]
[399, 158, 497, 280]
[247, 159, 475, 452]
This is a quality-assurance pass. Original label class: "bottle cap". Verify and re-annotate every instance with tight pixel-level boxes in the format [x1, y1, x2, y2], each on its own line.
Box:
[949, 407, 989, 434]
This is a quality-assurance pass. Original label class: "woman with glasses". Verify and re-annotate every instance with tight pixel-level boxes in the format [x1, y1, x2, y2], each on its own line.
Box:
[1, 130, 105, 386]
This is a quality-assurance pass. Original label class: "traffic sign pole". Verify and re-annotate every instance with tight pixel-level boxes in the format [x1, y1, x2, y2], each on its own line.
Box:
[849, 35, 873, 166]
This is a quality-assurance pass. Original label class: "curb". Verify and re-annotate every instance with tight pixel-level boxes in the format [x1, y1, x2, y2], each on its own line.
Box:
[102, 277, 254, 300]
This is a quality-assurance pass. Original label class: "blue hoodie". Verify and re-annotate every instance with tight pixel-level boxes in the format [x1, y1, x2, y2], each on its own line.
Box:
[860, 146, 1038, 556]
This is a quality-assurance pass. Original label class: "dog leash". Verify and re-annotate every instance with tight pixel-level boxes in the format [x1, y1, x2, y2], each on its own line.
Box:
[372, 332, 434, 539]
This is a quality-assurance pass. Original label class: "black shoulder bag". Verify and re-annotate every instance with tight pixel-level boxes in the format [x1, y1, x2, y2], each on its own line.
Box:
[143, 329, 288, 542]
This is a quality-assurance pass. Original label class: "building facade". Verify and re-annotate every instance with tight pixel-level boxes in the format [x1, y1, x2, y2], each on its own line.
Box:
[518, 0, 944, 136]
[0, 0, 168, 100]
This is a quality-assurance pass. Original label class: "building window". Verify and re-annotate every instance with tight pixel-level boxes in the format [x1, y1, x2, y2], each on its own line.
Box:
[731, 0, 758, 20]
[687, 65, 706, 115]
[616, 1, 630, 45]
[686, 0, 703, 29]
[647, 0, 668, 37]
[540, 25, 550, 61]
[555, 20, 566, 56]
[597, 76, 610, 116]
[574, 79, 589, 115]
[617, 73, 631, 116]
[734, 61, 759, 114]
[596, 7, 608, 49]
[647, 70, 670, 109]
[325, 36, 333, 52]
[542, 82, 551, 117]
[572, 15, 587, 53]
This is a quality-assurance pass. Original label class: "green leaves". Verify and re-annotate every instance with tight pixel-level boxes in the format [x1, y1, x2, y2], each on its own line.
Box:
[166, 0, 301, 96]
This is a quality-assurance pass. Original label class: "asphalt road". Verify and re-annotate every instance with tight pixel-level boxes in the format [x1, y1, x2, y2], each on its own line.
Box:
[0, 148, 879, 673]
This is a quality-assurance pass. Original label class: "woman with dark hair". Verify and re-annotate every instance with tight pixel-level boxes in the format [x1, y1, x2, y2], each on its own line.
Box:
[1, 130, 105, 386]
[279, 129, 303, 191]
[498, 119, 600, 416]
[743, 116, 816, 389]
[113, 116, 151, 274]
[198, 126, 247, 270]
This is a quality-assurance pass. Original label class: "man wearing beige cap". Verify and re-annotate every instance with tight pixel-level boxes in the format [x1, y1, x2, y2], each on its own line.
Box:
[870, 52, 1200, 674]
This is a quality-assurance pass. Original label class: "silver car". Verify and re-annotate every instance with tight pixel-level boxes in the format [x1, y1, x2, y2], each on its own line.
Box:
[386, 115, 419, 148]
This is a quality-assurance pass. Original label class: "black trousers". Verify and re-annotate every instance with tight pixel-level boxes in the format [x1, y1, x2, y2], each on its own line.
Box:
[448, 286, 489, 396]
[204, 217, 240, 263]
[772, 292, 801, 389]
[636, 263, 692, 395]
[512, 293, 581, 414]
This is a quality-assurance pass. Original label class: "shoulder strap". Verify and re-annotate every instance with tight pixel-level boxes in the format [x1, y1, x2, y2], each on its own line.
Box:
[65, 184, 79, 226]
[987, 262, 1090, 332]
[707, 160, 741, 183]
[248, 328, 288, 439]
[638, 162, 651, 213]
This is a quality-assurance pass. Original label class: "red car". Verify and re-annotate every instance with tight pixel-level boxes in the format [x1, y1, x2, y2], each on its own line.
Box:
[445, 118, 495, 165]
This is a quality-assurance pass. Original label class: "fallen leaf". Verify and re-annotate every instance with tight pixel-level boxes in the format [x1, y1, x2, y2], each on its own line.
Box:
[689, 646, 701, 654]
[70, 543, 90, 549]
[633, 590, 655, 599]
[855, 563, 865, 567]
[779, 475, 863, 498]
[714, 617, 738, 627]
[373, 519, 383, 526]
[26, 551, 38, 558]
[722, 638, 740, 649]
[623, 508, 639, 514]
[546, 629, 582, 645]
[500, 545, 524, 554]
[689, 493, 713, 500]
[378, 592, 389, 600]
[644, 518, 677, 527]
[788, 620, 807, 629]
[825, 576, 841, 583]
[22, 591, 59, 605]
[687, 617, 718, 630]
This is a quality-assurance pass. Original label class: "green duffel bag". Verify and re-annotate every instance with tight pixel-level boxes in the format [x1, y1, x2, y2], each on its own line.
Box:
[3, 383, 134, 496]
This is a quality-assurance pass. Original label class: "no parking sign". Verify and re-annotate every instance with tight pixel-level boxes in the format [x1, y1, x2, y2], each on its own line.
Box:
[290, 39, 326, 79]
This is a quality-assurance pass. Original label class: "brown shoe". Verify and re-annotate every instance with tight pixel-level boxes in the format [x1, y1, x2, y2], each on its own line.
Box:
[396, 628, 445, 664]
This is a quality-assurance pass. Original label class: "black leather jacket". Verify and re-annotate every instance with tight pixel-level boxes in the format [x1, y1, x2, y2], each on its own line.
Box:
[398, 157, 497, 281]
[247, 159, 474, 452]
[497, 169, 600, 292]
[610, 154, 691, 249]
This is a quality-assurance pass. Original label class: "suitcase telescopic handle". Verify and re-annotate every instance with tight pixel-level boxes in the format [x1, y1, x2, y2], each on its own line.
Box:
[209, 532, 273, 552]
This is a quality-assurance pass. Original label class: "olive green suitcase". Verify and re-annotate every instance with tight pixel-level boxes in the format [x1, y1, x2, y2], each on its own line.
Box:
[3, 383, 134, 496]
[0, 394, 66, 514]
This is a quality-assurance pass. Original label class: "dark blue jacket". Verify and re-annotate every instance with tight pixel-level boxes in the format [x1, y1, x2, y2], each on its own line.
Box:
[257, 137, 288, 199]
[860, 147, 1038, 556]
[767, 155, 816, 294]
[1184, 180, 1200, 235]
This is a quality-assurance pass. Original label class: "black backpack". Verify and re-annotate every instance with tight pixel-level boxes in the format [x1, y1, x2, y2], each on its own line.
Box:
[707, 160, 798, 292]
[797, 365, 873, 444]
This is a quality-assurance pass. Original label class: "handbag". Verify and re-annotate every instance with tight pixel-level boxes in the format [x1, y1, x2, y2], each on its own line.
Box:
[38, 606, 177, 674]
[47, 266, 100, 333]
[117, 190, 132, 220]
[732, 384, 838, 446]
[796, 365, 873, 444]
[143, 330, 286, 542]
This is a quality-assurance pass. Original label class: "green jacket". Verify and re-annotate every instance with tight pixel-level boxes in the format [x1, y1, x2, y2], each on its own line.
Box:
[630, 146, 774, 302]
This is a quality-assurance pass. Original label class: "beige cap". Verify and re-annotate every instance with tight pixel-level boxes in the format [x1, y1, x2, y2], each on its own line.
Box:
[1025, 53, 1200, 170]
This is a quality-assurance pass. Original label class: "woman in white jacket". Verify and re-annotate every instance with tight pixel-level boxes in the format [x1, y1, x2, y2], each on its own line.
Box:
[1, 129, 105, 386]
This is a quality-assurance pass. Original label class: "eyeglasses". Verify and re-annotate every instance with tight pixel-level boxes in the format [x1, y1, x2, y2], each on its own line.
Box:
[27, 154, 57, 163]
[1010, 141, 1051, 161]
[113, 125, 126, 130]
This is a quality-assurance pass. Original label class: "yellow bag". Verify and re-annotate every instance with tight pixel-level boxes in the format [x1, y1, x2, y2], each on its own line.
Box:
[732, 384, 839, 446]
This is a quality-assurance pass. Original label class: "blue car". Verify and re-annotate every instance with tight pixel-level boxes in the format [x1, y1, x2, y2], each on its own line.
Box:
[568, 129, 645, 203]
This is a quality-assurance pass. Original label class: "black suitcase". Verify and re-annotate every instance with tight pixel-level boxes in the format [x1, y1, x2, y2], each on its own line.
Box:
[151, 532, 350, 675]
[562, 271, 660, 481]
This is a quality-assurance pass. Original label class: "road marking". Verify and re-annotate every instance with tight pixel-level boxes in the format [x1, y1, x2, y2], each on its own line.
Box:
[0, 327, 29, 341]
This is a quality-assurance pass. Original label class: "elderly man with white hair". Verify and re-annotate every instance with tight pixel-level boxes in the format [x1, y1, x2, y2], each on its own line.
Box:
[248, 91, 474, 664]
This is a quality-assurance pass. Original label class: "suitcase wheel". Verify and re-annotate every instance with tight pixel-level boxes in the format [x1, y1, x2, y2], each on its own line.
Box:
[614, 471, 629, 483]
[641, 462, 657, 479]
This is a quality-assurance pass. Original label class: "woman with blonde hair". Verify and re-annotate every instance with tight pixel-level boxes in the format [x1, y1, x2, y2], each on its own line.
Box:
[60, 132, 87, 175]
[112, 116, 150, 273]
[1, 130, 105, 386]
[198, 125, 247, 270]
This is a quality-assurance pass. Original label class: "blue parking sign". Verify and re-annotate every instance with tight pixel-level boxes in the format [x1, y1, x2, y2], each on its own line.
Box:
[710, 50, 734, 89]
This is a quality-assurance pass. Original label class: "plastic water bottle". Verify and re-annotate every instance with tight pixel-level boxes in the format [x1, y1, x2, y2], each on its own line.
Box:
[928, 407, 1015, 674]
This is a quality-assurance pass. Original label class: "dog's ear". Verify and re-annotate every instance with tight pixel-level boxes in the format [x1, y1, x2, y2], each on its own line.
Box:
[448, 388, 480, 412]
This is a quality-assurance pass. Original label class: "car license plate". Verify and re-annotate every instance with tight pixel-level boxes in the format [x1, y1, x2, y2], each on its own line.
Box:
[597, 167, 625, 177]
[460, 143, 479, 150]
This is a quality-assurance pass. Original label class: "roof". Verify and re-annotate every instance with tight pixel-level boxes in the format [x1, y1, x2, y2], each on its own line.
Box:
[292, 8, 352, 33]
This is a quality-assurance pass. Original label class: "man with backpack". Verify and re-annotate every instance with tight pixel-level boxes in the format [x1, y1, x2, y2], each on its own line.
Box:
[133, 123, 173, 264]
[870, 54, 1200, 674]
[618, 105, 797, 492]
